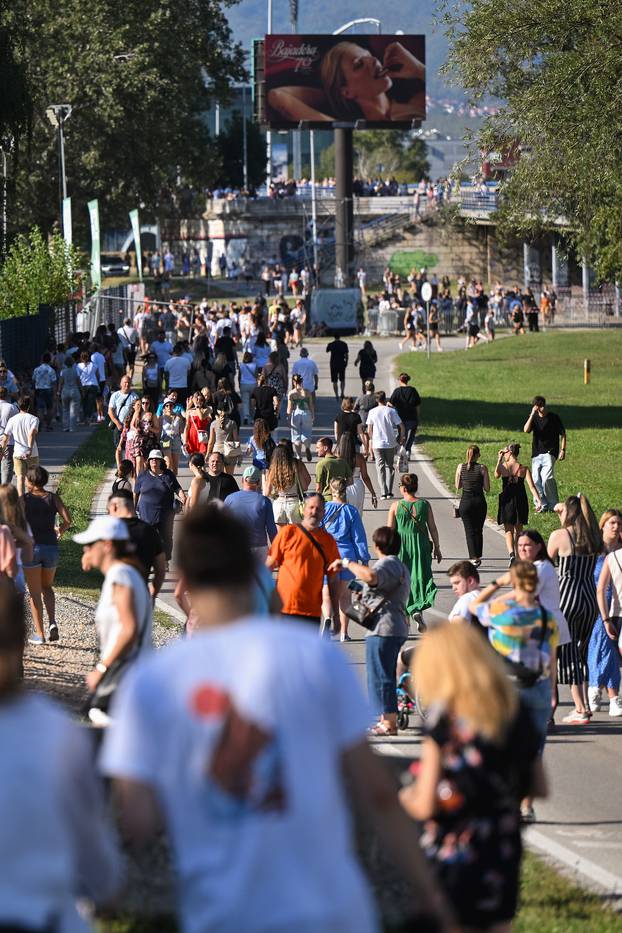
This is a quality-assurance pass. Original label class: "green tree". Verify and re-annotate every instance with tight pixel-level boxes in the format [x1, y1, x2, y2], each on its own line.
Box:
[1, 0, 246, 242]
[354, 130, 429, 182]
[442, 0, 622, 280]
[216, 112, 266, 189]
[0, 227, 83, 318]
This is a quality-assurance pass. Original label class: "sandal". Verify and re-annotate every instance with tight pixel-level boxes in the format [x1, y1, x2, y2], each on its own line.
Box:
[368, 722, 398, 737]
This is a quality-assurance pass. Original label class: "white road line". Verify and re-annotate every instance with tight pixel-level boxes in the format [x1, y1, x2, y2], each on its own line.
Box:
[524, 827, 622, 896]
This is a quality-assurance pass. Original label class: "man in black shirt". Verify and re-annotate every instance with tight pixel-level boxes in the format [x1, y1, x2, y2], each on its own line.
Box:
[523, 395, 566, 512]
[326, 336, 349, 399]
[107, 489, 166, 600]
[205, 451, 239, 501]
[389, 373, 421, 456]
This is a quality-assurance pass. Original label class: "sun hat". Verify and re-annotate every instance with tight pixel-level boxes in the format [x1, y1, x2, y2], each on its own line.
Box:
[243, 465, 261, 484]
[147, 449, 165, 460]
[74, 516, 130, 545]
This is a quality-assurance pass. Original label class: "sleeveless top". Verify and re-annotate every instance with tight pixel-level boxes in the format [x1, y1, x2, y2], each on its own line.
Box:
[460, 463, 485, 497]
[23, 492, 58, 546]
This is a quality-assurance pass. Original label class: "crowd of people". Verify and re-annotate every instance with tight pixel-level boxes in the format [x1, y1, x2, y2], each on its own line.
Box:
[1, 288, 620, 933]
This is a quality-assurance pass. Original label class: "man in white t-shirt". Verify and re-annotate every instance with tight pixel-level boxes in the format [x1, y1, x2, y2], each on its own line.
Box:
[447, 560, 481, 624]
[91, 344, 108, 422]
[163, 344, 191, 407]
[291, 347, 318, 397]
[0, 396, 40, 495]
[100, 506, 448, 933]
[366, 391, 403, 499]
[0, 387, 18, 485]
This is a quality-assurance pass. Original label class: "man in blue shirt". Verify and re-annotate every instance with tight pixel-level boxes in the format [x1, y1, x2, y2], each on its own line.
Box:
[224, 465, 277, 561]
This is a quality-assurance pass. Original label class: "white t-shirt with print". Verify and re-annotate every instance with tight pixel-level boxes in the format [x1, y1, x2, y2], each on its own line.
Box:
[32, 364, 57, 390]
[95, 562, 152, 661]
[4, 412, 39, 458]
[366, 405, 401, 449]
[100, 617, 377, 933]
[164, 355, 191, 388]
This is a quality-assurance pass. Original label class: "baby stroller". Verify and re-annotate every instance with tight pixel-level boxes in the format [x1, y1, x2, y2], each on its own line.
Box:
[396, 670, 429, 730]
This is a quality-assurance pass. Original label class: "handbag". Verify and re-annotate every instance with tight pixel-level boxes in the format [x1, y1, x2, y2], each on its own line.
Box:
[294, 470, 306, 520]
[224, 439, 242, 459]
[197, 430, 210, 444]
[344, 588, 390, 631]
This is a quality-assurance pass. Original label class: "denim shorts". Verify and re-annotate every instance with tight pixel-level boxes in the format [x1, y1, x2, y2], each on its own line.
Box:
[23, 543, 60, 570]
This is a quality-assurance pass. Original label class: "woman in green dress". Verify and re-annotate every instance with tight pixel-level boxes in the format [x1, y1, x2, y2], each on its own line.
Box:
[388, 472, 442, 629]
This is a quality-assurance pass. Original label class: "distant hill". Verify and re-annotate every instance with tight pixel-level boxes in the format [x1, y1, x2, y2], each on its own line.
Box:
[226, 0, 455, 97]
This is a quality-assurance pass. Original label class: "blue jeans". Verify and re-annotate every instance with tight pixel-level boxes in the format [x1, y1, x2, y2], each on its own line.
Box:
[366, 635, 405, 715]
[520, 677, 552, 754]
[531, 453, 558, 510]
[23, 543, 60, 570]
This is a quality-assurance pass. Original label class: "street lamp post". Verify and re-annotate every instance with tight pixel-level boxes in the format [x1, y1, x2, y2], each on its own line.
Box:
[45, 104, 72, 237]
[0, 136, 13, 262]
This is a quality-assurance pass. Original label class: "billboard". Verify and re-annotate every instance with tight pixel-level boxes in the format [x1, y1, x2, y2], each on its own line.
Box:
[311, 288, 363, 334]
[263, 34, 425, 129]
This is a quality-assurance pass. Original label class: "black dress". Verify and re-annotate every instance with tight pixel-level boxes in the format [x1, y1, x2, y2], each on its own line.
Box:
[416, 703, 539, 928]
[497, 468, 529, 526]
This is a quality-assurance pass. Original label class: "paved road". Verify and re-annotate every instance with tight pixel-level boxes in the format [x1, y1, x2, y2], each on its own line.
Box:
[152, 334, 622, 899]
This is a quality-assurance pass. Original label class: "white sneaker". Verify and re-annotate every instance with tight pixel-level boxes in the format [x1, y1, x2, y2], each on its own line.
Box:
[588, 686, 603, 712]
[609, 697, 622, 718]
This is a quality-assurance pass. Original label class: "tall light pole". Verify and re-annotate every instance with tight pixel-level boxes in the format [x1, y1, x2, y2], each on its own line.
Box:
[266, 0, 273, 190]
[45, 104, 72, 237]
[0, 136, 13, 262]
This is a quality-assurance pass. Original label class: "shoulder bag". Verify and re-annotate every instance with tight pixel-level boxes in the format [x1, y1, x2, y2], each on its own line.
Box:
[296, 523, 328, 570]
[84, 590, 149, 716]
[606, 551, 622, 637]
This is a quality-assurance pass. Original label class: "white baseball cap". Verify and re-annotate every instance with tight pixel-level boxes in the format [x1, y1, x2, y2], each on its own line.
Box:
[74, 516, 130, 545]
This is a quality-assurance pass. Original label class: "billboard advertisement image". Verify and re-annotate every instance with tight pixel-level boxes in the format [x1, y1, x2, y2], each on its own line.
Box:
[264, 34, 425, 129]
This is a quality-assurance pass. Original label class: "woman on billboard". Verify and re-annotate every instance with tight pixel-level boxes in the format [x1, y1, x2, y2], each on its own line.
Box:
[267, 40, 425, 124]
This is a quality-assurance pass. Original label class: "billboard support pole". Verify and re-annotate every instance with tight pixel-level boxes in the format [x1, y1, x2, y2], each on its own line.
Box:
[310, 129, 319, 280]
[335, 127, 354, 288]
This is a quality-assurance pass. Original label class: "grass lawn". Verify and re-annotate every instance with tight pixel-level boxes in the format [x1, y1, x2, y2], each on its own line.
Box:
[55, 425, 115, 600]
[96, 851, 622, 932]
[397, 331, 622, 539]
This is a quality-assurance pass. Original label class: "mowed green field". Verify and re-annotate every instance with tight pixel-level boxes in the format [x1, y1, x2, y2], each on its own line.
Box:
[397, 331, 622, 538]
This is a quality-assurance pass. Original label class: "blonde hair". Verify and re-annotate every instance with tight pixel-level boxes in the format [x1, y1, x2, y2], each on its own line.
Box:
[329, 477, 347, 500]
[413, 624, 518, 743]
[599, 508, 622, 530]
[320, 42, 362, 120]
[509, 559, 539, 594]
[465, 445, 480, 471]
[0, 485, 28, 533]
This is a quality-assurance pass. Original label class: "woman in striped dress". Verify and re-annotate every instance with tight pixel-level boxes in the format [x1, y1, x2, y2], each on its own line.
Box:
[547, 494, 601, 724]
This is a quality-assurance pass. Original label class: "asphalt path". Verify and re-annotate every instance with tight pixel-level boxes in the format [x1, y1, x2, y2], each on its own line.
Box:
[155, 333, 622, 900]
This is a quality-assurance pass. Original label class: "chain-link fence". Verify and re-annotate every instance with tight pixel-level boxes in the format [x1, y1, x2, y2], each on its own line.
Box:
[553, 289, 620, 327]
[78, 283, 147, 336]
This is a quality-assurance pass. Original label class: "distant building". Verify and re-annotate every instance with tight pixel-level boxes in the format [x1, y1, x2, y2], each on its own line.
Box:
[418, 129, 476, 180]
